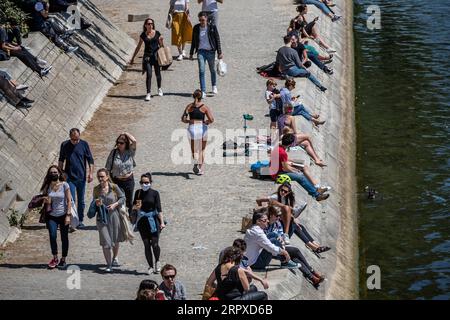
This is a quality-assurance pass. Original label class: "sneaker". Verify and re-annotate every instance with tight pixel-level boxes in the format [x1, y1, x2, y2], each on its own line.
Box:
[324, 66, 334, 75]
[36, 58, 48, 67]
[182, 50, 187, 58]
[145, 93, 151, 101]
[326, 48, 337, 54]
[48, 257, 59, 269]
[315, 193, 330, 202]
[197, 169, 204, 176]
[57, 259, 67, 269]
[154, 262, 161, 274]
[319, 86, 327, 93]
[212, 86, 218, 94]
[323, 59, 333, 65]
[15, 84, 28, 91]
[105, 266, 112, 273]
[40, 65, 53, 77]
[283, 233, 290, 245]
[17, 100, 32, 109]
[177, 54, 183, 61]
[21, 97, 34, 104]
[331, 15, 341, 22]
[158, 88, 164, 96]
[201, 92, 206, 99]
[317, 186, 332, 193]
[193, 164, 200, 175]
[66, 46, 79, 54]
[280, 260, 300, 269]
[112, 258, 120, 267]
[76, 222, 85, 229]
[147, 267, 154, 275]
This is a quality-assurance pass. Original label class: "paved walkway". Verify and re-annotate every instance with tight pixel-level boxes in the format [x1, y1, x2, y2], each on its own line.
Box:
[0, 0, 329, 299]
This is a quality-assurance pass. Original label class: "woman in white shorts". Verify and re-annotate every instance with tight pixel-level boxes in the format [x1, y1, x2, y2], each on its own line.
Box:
[181, 89, 214, 175]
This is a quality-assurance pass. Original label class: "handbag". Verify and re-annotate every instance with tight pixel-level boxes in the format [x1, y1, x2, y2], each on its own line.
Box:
[69, 201, 79, 228]
[165, 13, 173, 29]
[118, 204, 135, 244]
[157, 45, 173, 67]
[217, 59, 227, 76]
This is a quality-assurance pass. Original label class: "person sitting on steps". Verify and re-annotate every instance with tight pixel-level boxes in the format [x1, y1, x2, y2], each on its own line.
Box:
[270, 133, 330, 201]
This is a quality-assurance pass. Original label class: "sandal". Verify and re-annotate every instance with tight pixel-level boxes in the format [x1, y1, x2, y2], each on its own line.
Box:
[314, 246, 331, 254]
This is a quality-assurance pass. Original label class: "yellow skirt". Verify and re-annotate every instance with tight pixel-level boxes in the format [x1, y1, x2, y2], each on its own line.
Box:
[171, 12, 193, 47]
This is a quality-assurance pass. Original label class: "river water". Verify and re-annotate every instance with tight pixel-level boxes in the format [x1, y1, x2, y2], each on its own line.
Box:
[354, 0, 450, 299]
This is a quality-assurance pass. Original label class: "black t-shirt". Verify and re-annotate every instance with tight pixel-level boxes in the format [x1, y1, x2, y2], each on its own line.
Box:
[140, 30, 161, 57]
[214, 265, 244, 300]
[133, 188, 162, 213]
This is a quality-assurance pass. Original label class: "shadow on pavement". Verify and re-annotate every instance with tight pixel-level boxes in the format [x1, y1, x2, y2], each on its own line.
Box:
[151, 171, 194, 180]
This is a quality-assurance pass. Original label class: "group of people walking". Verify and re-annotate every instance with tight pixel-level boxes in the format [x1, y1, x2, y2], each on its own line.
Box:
[129, 0, 223, 101]
[34, 128, 165, 275]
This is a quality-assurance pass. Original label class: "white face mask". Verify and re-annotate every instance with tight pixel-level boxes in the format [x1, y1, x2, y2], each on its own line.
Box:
[141, 183, 151, 191]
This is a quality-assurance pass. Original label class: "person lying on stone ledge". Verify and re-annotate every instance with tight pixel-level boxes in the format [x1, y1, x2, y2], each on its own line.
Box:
[0, 23, 53, 78]
[29, 0, 79, 53]
[256, 183, 331, 255]
[0, 76, 34, 108]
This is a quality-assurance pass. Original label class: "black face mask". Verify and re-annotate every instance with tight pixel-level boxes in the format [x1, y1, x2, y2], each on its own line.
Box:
[50, 174, 59, 181]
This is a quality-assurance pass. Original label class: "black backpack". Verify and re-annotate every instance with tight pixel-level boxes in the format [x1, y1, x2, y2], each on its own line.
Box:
[272, 88, 284, 115]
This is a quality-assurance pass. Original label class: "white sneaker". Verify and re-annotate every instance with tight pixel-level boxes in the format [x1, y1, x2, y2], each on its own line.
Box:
[182, 50, 187, 58]
[145, 93, 151, 101]
[201, 92, 206, 99]
[212, 86, 218, 94]
[158, 88, 164, 96]
[177, 54, 183, 61]
[326, 48, 337, 54]
[15, 84, 28, 91]
[105, 266, 112, 273]
[147, 267, 154, 275]
[283, 233, 290, 245]
[112, 258, 120, 267]
[154, 262, 161, 274]
[37, 58, 48, 67]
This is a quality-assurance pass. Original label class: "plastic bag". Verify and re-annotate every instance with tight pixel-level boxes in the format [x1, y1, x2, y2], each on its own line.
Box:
[217, 59, 227, 76]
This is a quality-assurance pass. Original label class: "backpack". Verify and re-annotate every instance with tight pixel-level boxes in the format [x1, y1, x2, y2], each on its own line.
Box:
[272, 88, 284, 114]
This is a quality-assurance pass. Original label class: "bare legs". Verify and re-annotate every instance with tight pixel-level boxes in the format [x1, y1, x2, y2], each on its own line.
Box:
[190, 139, 208, 173]
[102, 243, 119, 267]
[295, 134, 326, 167]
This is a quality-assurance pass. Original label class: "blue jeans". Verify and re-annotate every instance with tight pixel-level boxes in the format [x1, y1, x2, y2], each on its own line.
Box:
[308, 53, 325, 71]
[67, 178, 86, 222]
[283, 172, 319, 198]
[252, 238, 286, 270]
[198, 49, 217, 93]
[303, 0, 333, 15]
[286, 66, 323, 89]
[46, 215, 69, 257]
[292, 103, 313, 121]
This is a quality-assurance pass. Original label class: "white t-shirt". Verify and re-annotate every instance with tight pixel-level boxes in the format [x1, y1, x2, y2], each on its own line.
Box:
[171, 0, 189, 13]
[265, 90, 277, 110]
[202, 0, 219, 12]
[199, 26, 212, 50]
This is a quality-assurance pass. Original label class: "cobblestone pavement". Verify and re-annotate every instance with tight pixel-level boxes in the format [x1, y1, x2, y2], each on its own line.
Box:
[0, 0, 333, 299]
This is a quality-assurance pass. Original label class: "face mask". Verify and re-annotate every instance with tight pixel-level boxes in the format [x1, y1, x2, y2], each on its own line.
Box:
[50, 174, 59, 181]
[141, 183, 151, 191]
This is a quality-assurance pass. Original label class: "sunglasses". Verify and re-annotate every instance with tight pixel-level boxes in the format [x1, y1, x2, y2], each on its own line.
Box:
[117, 141, 125, 145]
[280, 189, 290, 193]
[146, 22, 154, 25]
[163, 275, 175, 280]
